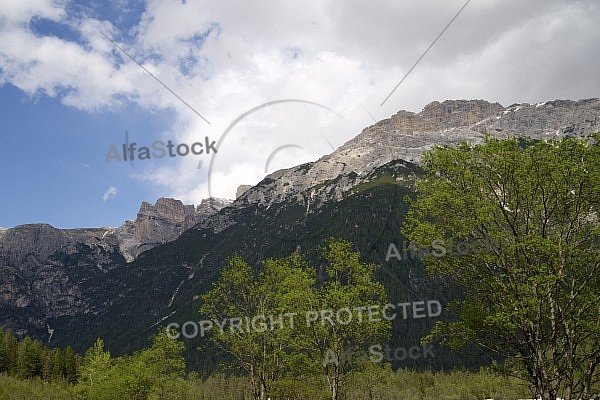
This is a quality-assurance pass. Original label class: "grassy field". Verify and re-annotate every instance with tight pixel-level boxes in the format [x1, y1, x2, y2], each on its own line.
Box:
[0, 368, 532, 400]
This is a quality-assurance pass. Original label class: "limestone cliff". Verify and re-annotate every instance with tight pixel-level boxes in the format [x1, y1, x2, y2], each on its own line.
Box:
[231, 98, 600, 218]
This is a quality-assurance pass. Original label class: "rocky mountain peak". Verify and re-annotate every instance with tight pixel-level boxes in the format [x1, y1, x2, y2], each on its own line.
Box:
[138, 198, 190, 221]
[0, 224, 67, 268]
[197, 197, 232, 213]
[231, 98, 600, 216]
[418, 99, 504, 128]
[376, 99, 504, 134]
[114, 197, 231, 261]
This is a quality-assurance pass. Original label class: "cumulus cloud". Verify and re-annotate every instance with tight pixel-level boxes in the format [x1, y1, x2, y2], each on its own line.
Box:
[0, 0, 65, 24]
[1, 0, 599, 203]
[102, 186, 118, 202]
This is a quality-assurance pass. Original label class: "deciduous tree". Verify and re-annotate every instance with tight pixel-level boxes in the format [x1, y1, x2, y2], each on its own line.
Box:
[308, 239, 390, 400]
[201, 253, 315, 400]
[403, 135, 600, 400]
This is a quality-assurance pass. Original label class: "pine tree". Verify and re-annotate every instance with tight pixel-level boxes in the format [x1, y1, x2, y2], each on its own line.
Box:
[30, 339, 44, 378]
[42, 348, 57, 381]
[52, 348, 64, 380]
[63, 345, 78, 384]
[0, 329, 8, 373]
[3, 329, 18, 375]
[17, 336, 43, 378]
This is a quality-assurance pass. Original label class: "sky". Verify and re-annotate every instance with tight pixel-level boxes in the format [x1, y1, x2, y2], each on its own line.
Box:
[1, 0, 599, 229]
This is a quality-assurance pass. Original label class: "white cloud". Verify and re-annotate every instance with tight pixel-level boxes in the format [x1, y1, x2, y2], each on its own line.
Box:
[0, 0, 65, 24]
[1, 0, 599, 204]
[102, 186, 118, 202]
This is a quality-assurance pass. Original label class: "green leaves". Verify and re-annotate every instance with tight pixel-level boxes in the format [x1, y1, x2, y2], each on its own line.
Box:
[199, 239, 391, 400]
[76, 331, 186, 400]
[200, 251, 316, 399]
[80, 339, 111, 388]
[404, 134, 600, 398]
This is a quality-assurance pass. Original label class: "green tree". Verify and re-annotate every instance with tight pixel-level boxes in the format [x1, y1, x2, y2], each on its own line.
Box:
[403, 135, 600, 400]
[120, 356, 154, 400]
[42, 348, 56, 381]
[63, 345, 78, 384]
[308, 239, 391, 400]
[77, 331, 186, 400]
[201, 240, 390, 400]
[0, 329, 8, 373]
[52, 348, 64, 381]
[201, 252, 316, 400]
[17, 336, 42, 379]
[140, 329, 186, 399]
[4, 330, 18, 375]
[80, 338, 112, 387]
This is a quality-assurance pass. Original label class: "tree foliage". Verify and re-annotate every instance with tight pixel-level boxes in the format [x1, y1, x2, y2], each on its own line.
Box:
[201, 251, 316, 399]
[79, 338, 111, 388]
[0, 328, 77, 383]
[310, 239, 391, 400]
[200, 239, 390, 400]
[403, 135, 600, 400]
[76, 330, 186, 400]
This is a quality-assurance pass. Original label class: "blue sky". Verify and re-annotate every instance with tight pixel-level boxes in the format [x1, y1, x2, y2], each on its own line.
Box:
[1, 0, 599, 229]
[0, 83, 173, 228]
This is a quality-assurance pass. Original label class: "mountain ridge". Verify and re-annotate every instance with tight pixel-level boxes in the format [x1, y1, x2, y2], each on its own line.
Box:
[1, 98, 599, 371]
[229, 98, 600, 219]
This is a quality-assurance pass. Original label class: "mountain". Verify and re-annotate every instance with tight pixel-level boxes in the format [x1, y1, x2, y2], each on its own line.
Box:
[235, 98, 599, 211]
[113, 197, 231, 261]
[1, 98, 599, 372]
[0, 197, 230, 338]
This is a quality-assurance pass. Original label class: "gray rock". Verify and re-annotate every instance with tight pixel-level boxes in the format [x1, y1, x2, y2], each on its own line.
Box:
[112, 197, 231, 261]
[0, 197, 232, 336]
[236, 185, 253, 199]
[228, 98, 600, 217]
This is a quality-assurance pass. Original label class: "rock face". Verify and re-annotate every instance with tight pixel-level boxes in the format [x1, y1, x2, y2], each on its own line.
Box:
[236, 185, 252, 199]
[112, 197, 231, 261]
[231, 98, 600, 215]
[0, 223, 124, 336]
[0, 197, 231, 337]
